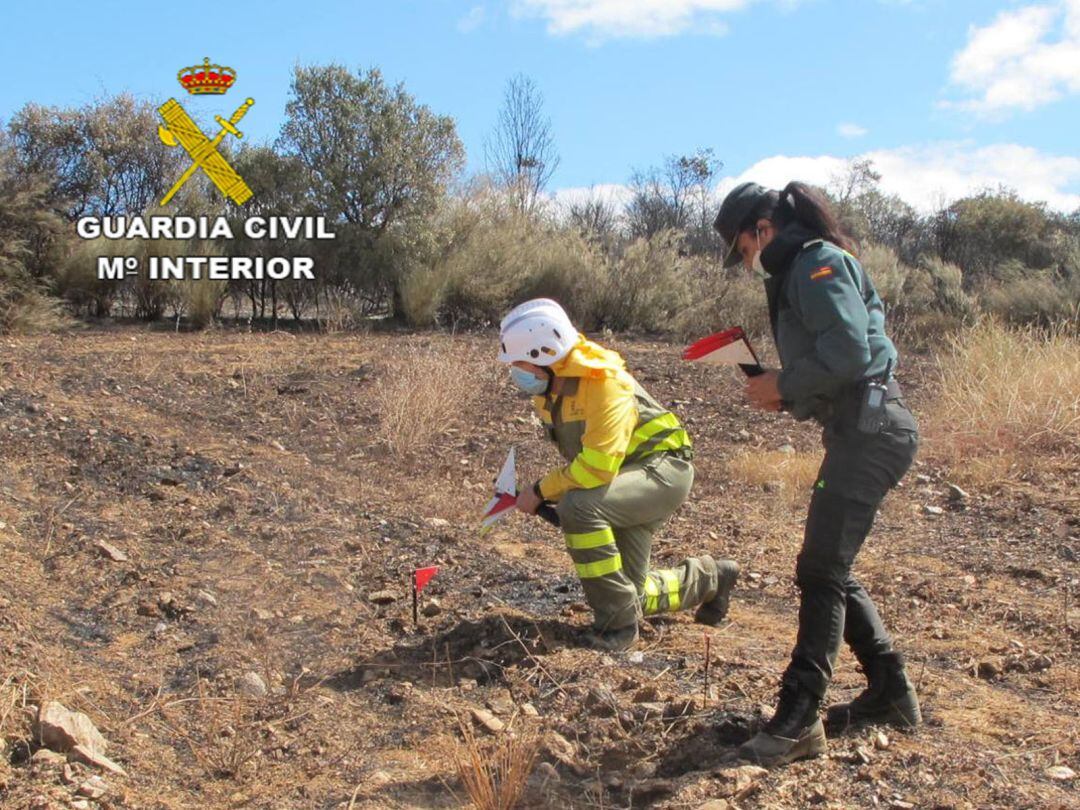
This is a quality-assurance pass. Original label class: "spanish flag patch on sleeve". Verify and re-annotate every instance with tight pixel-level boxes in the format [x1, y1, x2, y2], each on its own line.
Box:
[810, 266, 834, 281]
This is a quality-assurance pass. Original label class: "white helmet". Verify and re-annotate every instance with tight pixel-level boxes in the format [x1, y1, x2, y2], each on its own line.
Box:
[498, 298, 578, 366]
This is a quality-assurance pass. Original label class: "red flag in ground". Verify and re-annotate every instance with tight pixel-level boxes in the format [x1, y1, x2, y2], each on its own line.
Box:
[414, 566, 439, 593]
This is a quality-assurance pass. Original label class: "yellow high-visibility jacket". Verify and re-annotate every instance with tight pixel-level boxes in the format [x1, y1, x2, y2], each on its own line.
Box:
[534, 338, 691, 501]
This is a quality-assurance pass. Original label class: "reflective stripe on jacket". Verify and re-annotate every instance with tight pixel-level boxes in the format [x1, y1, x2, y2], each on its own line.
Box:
[534, 338, 691, 501]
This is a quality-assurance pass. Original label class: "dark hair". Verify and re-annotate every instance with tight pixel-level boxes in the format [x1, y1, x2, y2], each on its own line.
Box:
[743, 181, 855, 254]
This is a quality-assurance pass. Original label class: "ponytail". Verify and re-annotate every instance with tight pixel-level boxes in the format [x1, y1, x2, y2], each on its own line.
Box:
[773, 181, 856, 254]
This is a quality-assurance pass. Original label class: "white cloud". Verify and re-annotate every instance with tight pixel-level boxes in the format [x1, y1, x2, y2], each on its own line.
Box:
[511, 0, 755, 40]
[947, 1, 1080, 114]
[458, 5, 487, 32]
[837, 122, 869, 139]
[553, 142, 1080, 215]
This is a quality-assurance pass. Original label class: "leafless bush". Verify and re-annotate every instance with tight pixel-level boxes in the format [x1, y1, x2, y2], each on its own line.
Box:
[453, 719, 540, 810]
[372, 338, 497, 453]
[726, 450, 821, 505]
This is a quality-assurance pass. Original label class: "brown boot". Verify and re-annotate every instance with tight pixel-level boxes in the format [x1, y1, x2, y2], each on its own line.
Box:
[694, 558, 740, 626]
[739, 683, 827, 767]
[582, 623, 639, 653]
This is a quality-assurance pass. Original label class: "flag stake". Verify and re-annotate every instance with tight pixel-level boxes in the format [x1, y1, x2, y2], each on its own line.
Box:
[412, 578, 419, 627]
[703, 632, 712, 708]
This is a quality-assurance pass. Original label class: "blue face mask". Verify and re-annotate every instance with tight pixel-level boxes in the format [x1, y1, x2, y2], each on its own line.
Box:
[510, 366, 550, 396]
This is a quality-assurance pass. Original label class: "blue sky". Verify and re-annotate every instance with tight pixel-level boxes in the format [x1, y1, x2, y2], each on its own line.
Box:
[6, 0, 1080, 210]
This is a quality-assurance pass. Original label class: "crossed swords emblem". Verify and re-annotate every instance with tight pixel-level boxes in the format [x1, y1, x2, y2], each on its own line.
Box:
[157, 97, 255, 206]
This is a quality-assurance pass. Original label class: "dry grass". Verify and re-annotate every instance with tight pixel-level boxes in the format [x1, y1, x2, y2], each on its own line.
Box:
[373, 337, 499, 453]
[453, 720, 540, 810]
[726, 449, 821, 503]
[928, 319, 1080, 481]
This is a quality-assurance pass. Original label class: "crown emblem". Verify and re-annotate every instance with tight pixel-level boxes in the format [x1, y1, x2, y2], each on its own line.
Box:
[177, 57, 236, 95]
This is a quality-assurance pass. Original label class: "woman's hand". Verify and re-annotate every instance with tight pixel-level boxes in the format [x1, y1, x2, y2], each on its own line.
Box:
[746, 370, 783, 412]
[516, 485, 543, 515]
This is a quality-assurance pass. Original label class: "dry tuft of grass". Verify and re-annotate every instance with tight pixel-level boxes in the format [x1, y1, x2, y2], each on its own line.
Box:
[929, 319, 1080, 481]
[453, 720, 540, 810]
[726, 450, 821, 503]
[373, 338, 499, 453]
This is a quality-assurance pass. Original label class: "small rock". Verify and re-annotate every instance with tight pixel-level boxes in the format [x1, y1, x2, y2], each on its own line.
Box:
[457, 678, 477, 692]
[520, 703, 540, 718]
[1045, 765, 1076, 781]
[915, 473, 932, 484]
[92, 540, 128, 562]
[77, 776, 107, 799]
[31, 748, 68, 766]
[195, 590, 218, 607]
[1029, 654, 1053, 672]
[627, 651, 645, 664]
[36, 702, 108, 756]
[368, 590, 399, 605]
[68, 744, 126, 775]
[269, 440, 287, 452]
[427, 518, 450, 528]
[873, 731, 890, 750]
[946, 483, 970, 501]
[633, 685, 662, 703]
[777, 444, 796, 455]
[542, 731, 583, 774]
[890, 802, 915, 810]
[253, 608, 274, 621]
[152, 621, 168, 637]
[975, 658, 1002, 680]
[71, 801, 91, 810]
[696, 802, 730, 810]
[922, 505, 944, 516]
[533, 761, 559, 783]
[421, 599, 442, 617]
[583, 687, 618, 718]
[387, 682, 413, 704]
[61, 762, 80, 784]
[486, 689, 515, 716]
[238, 671, 268, 698]
[470, 708, 504, 734]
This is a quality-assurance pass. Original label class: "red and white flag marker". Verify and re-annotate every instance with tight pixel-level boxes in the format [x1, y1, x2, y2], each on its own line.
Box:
[682, 326, 764, 377]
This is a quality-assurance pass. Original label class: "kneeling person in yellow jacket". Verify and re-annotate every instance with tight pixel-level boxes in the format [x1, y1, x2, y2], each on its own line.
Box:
[499, 299, 740, 652]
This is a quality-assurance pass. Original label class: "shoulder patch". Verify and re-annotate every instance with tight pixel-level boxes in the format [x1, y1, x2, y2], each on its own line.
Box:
[809, 266, 834, 281]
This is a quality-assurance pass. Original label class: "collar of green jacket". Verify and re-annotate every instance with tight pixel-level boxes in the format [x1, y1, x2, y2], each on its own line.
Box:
[759, 222, 821, 278]
[550, 337, 626, 379]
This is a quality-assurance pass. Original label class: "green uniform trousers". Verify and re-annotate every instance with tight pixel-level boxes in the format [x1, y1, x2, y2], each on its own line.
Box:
[556, 453, 720, 631]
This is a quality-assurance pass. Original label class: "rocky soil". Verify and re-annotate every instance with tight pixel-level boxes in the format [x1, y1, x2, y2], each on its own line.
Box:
[0, 328, 1076, 809]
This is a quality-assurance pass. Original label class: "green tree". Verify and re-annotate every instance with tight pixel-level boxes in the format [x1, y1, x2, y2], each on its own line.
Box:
[276, 64, 464, 317]
[8, 94, 184, 219]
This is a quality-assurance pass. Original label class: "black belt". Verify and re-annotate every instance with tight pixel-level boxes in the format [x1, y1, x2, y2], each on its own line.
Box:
[817, 378, 903, 426]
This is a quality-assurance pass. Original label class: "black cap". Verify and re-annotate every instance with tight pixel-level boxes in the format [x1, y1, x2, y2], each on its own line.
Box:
[714, 181, 772, 268]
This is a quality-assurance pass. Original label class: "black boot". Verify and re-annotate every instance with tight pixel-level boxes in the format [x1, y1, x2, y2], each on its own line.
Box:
[738, 681, 826, 767]
[825, 653, 921, 734]
[694, 558, 740, 626]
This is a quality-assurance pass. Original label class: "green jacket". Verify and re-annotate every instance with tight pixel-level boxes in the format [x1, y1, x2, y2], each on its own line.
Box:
[761, 224, 897, 422]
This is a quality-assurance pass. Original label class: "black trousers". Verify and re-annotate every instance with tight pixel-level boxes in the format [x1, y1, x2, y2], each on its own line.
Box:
[783, 399, 919, 700]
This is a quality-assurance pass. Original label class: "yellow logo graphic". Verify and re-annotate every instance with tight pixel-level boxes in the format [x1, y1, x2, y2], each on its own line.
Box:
[178, 57, 236, 95]
[157, 97, 254, 207]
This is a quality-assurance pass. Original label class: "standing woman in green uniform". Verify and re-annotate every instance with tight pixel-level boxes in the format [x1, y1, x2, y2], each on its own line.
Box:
[713, 182, 921, 766]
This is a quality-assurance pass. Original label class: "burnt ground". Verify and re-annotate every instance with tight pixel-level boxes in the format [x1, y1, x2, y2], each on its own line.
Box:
[0, 328, 1077, 809]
